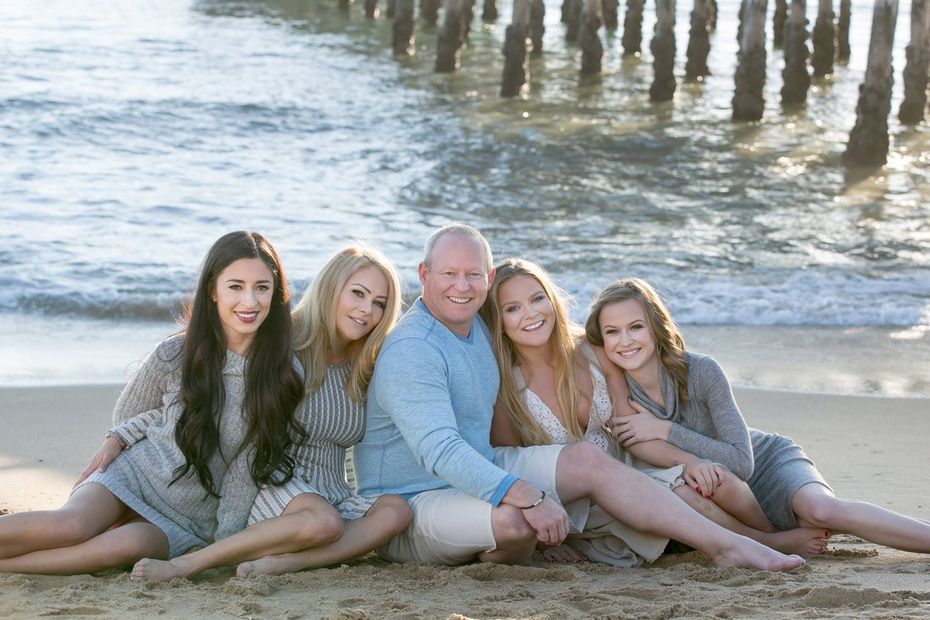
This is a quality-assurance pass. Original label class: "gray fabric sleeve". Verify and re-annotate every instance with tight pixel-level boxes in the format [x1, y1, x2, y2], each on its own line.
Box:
[665, 356, 754, 480]
[108, 338, 179, 447]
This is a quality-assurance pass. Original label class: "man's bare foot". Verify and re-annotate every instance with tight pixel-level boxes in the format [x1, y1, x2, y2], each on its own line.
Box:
[713, 535, 806, 571]
[130, 557, 187, 582]
[236, 555, 299, 578]
[762, 528, 829, 556]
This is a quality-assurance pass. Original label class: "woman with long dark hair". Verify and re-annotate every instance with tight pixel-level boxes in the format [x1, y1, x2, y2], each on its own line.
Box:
[0, 231, 303, 574]
[129, 245, 412, 581]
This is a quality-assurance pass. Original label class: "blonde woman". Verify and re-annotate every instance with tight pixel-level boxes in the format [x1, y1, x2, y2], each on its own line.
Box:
[133, 246, 412, 581]
[483, 259, 826, 566]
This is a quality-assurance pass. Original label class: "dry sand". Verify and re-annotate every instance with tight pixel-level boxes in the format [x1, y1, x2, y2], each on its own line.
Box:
[1, 383, 929, 618]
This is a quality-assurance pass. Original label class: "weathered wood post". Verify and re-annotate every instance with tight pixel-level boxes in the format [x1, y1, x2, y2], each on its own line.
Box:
[530, 0, 546, 54]
[811, 0, 835, 76]
[579, 0, 605, 74]
[501, 0, 532, 96]
[838, 0, 851, 60]
[603, 0, 619, 29]
[733, 0, 769, 120]
[463, 0, 477, 39]
[422, 0, 441, 24]
[649, 0, 677, 100]
[773, 0, 788, 46]
[566, 0, 583, 41]
[898, 0, 930, 123]
[365, 0, 380, 17]
[622, 0, 646, 55]
[436, 0, 467, 71]
[844, 0, 899, 166]
[685, 0, 712, 80]
[781, 0, 811, 104]
[393, 0, 416, 56]
[483, 0, 498, 21]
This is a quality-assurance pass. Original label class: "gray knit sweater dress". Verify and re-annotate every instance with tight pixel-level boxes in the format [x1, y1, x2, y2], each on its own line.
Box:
[248, 362, 376, 523]
[78, 334, 258, 557]
[631, 352, 832, 531]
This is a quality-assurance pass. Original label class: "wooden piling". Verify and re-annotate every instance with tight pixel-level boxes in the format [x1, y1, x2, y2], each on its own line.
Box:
[838, 0, 851, 60]
[898, 0, 930, 123]
[501, 0, 532, 96]
[603, 0, 619, 30]
[811, 0, 835, 76]
[579, 0, 605, 74]
[566, 0, 583, 41]
[622, 0, 646, 55]
[649, 0, 677, 100]
[781, 0, 811, 104]
[365, 0, 380, 17]
[530, 0, 546, 54]
[844, 0, 899, 166]
[436, 0, 466, 71]
[483, 0, 499, 21]
[421, 0, 441, 24]
[685, 0, 712, 80]
[773, 0, 788, 46]
[393, 0, 416, 56]
[733, 0, 769, 120]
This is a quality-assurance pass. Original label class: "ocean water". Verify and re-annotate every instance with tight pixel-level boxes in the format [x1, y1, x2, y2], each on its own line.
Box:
[1, 0, 928, 389]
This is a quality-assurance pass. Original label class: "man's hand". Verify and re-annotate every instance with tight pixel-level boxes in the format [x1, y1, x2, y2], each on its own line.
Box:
[521, 496, 570, 545]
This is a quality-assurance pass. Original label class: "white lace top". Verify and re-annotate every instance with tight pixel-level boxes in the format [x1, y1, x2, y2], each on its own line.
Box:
[514, 361, 614, 453]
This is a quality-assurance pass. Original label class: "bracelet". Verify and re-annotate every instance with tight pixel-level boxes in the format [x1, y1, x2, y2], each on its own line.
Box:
[105, 431, 128, 450]
[517, 490, 546, 510]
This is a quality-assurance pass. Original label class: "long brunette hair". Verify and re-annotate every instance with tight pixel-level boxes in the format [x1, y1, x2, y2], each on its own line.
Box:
[174, 231, 303, 496]
[585, 278, 689, 403]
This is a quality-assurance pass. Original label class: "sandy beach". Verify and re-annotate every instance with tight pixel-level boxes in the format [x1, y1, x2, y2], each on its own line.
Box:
[2, 375, 929, 618]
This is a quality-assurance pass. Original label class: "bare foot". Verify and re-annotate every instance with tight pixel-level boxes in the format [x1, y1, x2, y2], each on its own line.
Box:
[236, 555, 299, 578]
[541, 544, 586, 564]
[762, 528, 829, 556]
[713, 535, 806, 571]
[130, 557, 186, 582]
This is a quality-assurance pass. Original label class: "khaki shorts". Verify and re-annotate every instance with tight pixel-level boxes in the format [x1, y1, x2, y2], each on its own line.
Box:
[378, 444, 565, 565]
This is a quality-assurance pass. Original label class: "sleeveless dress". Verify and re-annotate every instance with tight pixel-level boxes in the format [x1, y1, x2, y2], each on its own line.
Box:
[514, 357, 684, 566]
[248, 362, 379, 523]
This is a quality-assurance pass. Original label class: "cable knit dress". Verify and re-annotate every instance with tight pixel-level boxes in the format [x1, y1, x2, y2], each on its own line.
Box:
[78, 334, 258, 558]
[248, 362, 378, 524]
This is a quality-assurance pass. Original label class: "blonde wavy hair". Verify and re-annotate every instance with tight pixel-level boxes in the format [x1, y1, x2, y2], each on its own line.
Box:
[292, 246, 402, 402]
[481, 258, 588, 446]
[584, 277, 689, 403]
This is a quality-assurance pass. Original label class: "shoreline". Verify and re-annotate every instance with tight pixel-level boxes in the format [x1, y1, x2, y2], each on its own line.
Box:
[3, 316, 929, 397]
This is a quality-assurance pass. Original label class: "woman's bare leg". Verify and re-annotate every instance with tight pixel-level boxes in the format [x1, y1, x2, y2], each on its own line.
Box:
[793, 484, 930, 553]
[132, 493, 344, 582]
[675, 486, 828, 556]
[0, 483, 128, 561]
[237, 495, 412, 577]
[705, 470, 775, 532]
[555, 442, 805, 570]
[0, 520, 167, 575]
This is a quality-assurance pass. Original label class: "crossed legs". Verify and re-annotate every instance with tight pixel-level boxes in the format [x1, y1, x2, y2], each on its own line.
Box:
[0, 483, 167, 575]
